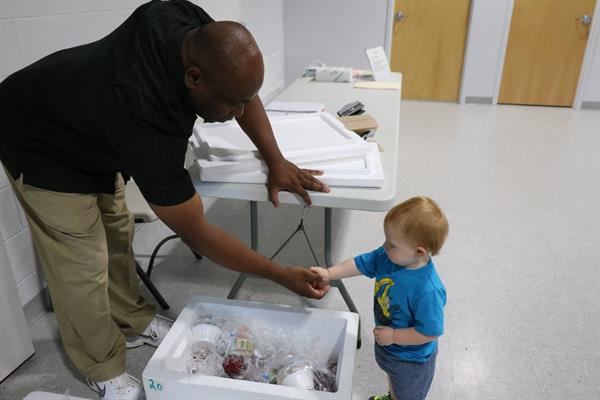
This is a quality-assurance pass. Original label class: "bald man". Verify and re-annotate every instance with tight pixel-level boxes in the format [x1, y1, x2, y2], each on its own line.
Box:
[0, 1, 330, 399]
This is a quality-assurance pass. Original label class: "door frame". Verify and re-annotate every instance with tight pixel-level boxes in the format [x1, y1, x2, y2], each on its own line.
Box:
[491, 0, 515, 106]
[384, 0, 394, 60]
[573, 0, 600, 109]
[385, 0, 599, 108]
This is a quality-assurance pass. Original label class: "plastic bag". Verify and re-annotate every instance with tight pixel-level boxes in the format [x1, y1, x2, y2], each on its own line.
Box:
[183, 313, 337, 391]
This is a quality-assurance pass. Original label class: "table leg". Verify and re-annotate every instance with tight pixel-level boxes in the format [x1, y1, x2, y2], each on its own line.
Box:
[227, 201, 258, 299]
[227, 205, 362, 348]
[325, 208, 362, 348]
[137, 262, 170, 310]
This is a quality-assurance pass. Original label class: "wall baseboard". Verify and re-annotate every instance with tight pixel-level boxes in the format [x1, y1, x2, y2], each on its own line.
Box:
[581, 101, 600, 110]
[23, 287, 51, 324]
[465, 96, 494, 104]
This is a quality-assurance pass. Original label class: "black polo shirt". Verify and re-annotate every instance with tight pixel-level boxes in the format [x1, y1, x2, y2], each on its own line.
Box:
[0, 0, 213, 206]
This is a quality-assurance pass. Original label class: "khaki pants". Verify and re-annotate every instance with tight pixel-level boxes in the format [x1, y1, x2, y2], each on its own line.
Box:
[8, 173, 155, 381]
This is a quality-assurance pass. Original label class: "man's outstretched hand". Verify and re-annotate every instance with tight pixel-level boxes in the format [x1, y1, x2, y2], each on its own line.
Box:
[278, 266, 330, 299]
[267, 159, 330, 207]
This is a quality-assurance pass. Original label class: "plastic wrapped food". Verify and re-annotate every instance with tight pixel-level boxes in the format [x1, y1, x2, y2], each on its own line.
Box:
[182, 313, 337, 391]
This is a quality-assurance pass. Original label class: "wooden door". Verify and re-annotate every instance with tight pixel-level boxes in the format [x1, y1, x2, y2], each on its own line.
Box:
[499, 0, 596, 106]
[390, 0, 471, 101]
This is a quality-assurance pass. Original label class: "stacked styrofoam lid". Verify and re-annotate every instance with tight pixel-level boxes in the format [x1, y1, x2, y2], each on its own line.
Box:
[191, 112, 383, 188]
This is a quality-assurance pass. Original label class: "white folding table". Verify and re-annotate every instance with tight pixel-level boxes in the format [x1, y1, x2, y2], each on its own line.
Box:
[192, 74, 402, 347]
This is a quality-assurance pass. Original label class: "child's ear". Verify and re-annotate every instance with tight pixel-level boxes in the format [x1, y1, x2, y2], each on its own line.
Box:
[416, 246, 428, 257]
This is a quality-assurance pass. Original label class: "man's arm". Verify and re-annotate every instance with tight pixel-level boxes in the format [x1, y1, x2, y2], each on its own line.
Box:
[236, 96, 330, 207]
[235, 96, 284, 167]
[149, 193, 328, 298]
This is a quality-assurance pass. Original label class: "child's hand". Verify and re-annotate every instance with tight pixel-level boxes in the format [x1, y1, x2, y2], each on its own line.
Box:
[373, 326, 395, 346]
[308, 266, 330, 288]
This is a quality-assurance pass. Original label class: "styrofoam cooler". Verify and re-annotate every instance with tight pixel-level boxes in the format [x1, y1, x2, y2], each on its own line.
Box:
[142, 296, 359, 400]
[22, 392, 91, 400]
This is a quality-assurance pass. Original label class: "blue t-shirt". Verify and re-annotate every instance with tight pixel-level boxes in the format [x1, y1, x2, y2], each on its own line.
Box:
[355, 246, 446, 362]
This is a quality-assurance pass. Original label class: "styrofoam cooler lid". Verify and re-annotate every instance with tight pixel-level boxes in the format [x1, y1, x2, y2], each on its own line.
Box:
[194, 113, 365, 161]
[198, 142, 384, 188]
[22, 391, 92, 400]
[193, 140, 372, 175]
[142, 296, 359, 400]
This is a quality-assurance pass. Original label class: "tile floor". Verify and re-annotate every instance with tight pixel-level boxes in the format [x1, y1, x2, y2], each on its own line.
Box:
[1, 101, 598, 400]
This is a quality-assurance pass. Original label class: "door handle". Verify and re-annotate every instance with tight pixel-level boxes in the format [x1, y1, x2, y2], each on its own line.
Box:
[576, 14, 592, 25]
[394, 11, 407, 23]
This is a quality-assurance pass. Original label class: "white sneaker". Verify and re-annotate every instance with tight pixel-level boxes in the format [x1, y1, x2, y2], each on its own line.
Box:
[126, 314, 173, 349]
[86, 372, 143, 400]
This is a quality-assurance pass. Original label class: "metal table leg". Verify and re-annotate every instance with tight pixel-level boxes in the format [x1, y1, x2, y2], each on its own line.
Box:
[227, 201, 257, 299]
[324, 208, 362, 348]
[227, 203, 362, 348]
[136, 262, 170, 310]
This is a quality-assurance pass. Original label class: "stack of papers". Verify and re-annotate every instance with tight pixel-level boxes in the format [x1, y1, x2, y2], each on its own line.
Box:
[354, 81, 401, 90]
[265, 101, 325, 117]
[191, 112, 384, 188]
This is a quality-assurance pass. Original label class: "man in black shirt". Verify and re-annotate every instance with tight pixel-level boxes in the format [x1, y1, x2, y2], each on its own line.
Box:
[0, 1, 330, 398]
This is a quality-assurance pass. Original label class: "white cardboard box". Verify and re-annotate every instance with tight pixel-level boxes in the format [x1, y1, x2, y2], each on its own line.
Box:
[142, 296, 359, 400]
[314, 67, 353, 82]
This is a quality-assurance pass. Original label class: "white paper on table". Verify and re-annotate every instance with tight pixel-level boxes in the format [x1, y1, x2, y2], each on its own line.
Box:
[353, 81, 401, 90]
[265, 101, 325, 113]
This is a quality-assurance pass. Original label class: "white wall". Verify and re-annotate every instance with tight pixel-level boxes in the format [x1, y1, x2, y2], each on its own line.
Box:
[200, 0, 241, 21]
[459, 0, 513, 103]
[576, 1, 600, 107]
[239, 0, 286, 102]
[0, 168, 43, 307]
[581, 39, 600, 104]
[283, 0, 389, 84]
[0, 0, 285, 310]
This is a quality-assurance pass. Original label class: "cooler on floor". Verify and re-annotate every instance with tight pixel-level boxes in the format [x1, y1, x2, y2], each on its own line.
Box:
[23, 392, 91, 400]
[142, 296, 359, 399]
